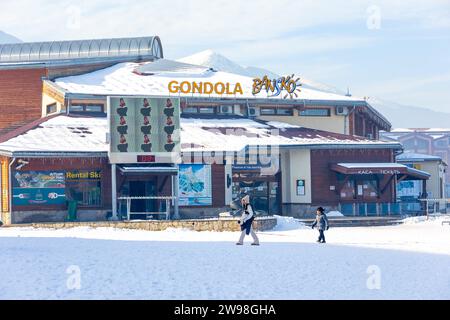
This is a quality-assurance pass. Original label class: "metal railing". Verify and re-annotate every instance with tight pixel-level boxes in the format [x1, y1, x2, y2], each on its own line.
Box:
[338, 200, 448, 217]
[117, 196, 176, 221]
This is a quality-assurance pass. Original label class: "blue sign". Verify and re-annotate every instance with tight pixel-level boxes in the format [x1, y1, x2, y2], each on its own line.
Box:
[12, 171, 66, 206]
[179, 164, 212, 206]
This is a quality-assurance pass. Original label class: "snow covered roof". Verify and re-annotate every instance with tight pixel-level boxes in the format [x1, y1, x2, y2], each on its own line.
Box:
[0, 116, 108, 155]
[336, 163, 406, 169]
[331, 163, 431, 179]
[391, 128, 450, 133]
[135, 59, 213, 75]
[396, 152, 443, 162]
[0, 115, 401, 156]
[54, 61, 365, 102]
[180, 118, 399, 152]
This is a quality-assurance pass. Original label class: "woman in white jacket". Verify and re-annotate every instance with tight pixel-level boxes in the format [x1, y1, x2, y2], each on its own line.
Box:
[236, 195, 260, 246]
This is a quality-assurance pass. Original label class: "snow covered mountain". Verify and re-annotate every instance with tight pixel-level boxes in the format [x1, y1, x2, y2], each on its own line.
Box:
[177, 49, 450, 129]
[178, 50, 348, 95]
[0, 30, 22, 44]
[178, 49, 279, 79]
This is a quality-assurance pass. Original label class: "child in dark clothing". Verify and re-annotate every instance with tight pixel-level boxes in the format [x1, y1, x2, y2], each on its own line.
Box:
[311, 207, 329, 243]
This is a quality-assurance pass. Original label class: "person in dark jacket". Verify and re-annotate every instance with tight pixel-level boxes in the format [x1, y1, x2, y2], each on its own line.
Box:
[311, 207, 329, 243]
[236, 195, 260, 246]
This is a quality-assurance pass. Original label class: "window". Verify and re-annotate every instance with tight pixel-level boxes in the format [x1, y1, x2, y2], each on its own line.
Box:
[198, 106, 215, 114]
[340, 180, 355, 200]
[183, 107, 198, 114]
[85, 105, 103, 112]
[181, 106, 217, 114]
[362, 180, 378, 199]
[260, 107, 294, 116]
[70, 105, 84, 112]
[276, 108, 293, 116]
[69, 104, 105, 114]
[299, 108, 330, 116]
[66, 180, 101, 207]
[260, 107, 276, 115]
[65, 170, 102, 207]
[46, 103, 57, 114]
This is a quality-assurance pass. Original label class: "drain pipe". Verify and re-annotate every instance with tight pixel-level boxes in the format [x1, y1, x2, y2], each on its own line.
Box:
[8, 157, 16, 224]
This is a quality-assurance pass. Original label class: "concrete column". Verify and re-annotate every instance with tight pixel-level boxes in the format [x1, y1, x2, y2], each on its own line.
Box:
[111, 163, 118, 220]
[173, 171, 180, 219]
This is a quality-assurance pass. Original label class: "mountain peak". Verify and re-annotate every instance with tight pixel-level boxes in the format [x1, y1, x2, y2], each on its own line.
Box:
[0, 30, 22, 44]
[177, 50, 278, 79]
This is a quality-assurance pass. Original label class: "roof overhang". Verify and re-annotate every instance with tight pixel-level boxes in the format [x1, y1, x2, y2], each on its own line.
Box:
[118, 165, 178, 175]
[0, 150, 107, 158]
[331, 163, 430, 180]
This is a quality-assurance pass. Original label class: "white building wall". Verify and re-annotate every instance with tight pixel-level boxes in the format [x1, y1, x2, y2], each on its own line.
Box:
[281, 149, 312, 204]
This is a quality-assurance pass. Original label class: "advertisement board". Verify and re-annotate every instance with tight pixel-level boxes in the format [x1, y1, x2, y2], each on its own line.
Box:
[12, 171, 66, 206]
[179, 164, 212, 206]
[108, 96, 181, 163]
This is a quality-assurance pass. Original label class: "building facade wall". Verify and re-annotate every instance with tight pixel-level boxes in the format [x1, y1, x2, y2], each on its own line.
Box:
[310, 148, 394, 205]
[0, 68, 47, 132]
[259, 112, 346, 134]
[281, 149, 311, 203]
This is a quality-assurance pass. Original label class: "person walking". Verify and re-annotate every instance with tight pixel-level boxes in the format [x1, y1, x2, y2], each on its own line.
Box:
[311, 207, 329, 243]
[236, 195, 260, 246]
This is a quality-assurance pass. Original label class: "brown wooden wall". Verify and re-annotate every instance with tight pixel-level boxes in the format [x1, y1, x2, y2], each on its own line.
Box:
[0, 68, 47, 131]
[310, 149, 395, 205]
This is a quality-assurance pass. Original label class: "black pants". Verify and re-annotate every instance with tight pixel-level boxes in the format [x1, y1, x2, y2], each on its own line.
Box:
[318, 230, 326, 242]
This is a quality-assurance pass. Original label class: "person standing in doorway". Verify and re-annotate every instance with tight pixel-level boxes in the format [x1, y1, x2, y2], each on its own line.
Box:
[236, 195, 260, 246]
[311, 207, 329, 243]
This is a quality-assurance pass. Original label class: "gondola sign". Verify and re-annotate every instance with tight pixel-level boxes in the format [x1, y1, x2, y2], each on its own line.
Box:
[107, 96, 181, 164]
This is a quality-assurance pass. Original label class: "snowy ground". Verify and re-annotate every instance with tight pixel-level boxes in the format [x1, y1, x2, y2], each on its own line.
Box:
[0, 215, 449, 300]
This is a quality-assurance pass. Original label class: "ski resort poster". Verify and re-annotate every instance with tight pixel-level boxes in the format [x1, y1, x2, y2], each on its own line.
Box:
[179, 164, 212, 206]
[12, 171, 66, 206]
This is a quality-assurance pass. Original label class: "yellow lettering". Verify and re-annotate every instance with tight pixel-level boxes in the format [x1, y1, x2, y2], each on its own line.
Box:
[234, 83, 243, 95]
[180, 81, 191, 94]
[215, 82, 225, 95]
[192, 82, 203, 94]
[204, 82, 214, 94]
[168, 81, 179, 93]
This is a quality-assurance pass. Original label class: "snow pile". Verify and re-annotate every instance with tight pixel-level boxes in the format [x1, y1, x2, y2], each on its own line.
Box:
[271, 215, 307, 231]
[402, 214, 450, 225]
[327, 211, 344, 217]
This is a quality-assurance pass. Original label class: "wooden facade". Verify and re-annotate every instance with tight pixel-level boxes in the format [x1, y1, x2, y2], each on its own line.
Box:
[0, 68, 47, 133]
[310, 148, 396, 205]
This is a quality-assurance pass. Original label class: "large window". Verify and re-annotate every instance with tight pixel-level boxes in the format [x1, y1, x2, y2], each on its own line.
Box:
[69, 104, 105, 114]
[198, 106, 215, 114]
[65, 170, 102, 207]
[46, 103, 57, 114]
[181, 105, 218, 114]
[260, 107, 294, 116]
[299, 108, 330, 116]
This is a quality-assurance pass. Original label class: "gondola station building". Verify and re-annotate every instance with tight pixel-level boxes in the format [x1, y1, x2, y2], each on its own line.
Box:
[0, 36, 431, 224]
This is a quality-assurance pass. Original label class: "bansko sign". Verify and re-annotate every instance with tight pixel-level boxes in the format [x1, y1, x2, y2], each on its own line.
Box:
[252, 74, 302, 99]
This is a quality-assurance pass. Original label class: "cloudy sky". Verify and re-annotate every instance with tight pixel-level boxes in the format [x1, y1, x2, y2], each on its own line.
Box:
[0, 0, 449, 111]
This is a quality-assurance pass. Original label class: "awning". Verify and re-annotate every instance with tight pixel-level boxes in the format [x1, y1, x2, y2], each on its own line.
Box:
[331, 163, 430, 180]
[118, 165, 178, 175]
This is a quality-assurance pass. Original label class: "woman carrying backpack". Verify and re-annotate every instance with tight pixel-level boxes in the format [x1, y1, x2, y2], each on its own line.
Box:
[311, 207, 329, 243]
[236, 195, 260, 246]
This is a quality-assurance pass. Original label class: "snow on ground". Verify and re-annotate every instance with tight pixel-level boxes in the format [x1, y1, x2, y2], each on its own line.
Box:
[0, 215, 450, 299]
[327, 211, 344, 217]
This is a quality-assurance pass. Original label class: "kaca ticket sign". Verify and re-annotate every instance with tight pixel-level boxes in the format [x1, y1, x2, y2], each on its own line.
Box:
[108, 96, 181, 163]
